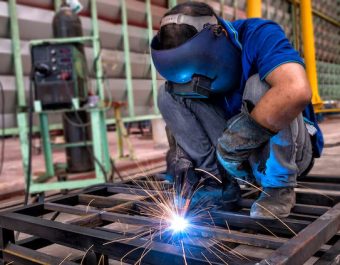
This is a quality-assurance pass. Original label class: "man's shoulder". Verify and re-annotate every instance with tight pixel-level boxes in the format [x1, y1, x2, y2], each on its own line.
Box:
[231, 18, 280, 34]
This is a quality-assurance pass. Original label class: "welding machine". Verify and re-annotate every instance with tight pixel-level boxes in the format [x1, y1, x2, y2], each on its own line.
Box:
[29, 4, 94, 173]
[31, 43, 88, 109]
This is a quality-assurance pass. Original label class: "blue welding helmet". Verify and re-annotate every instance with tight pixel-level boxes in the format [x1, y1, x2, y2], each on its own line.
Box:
[151, 14, 242, 98]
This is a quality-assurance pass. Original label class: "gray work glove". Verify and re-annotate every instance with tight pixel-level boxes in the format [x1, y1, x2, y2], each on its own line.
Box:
[174, 146, 200, 200]
[217, 100, 276, 177]
[165, 126, 200, 199]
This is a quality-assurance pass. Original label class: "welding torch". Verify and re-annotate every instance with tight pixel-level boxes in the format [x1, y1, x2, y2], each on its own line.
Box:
[174, 165, 200, 215]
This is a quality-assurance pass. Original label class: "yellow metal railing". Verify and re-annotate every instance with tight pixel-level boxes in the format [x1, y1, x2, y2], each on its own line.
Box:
[246, 0, 262, 18]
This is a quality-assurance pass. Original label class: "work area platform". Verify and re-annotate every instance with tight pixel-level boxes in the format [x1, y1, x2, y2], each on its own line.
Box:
[0, 173, 340, 265]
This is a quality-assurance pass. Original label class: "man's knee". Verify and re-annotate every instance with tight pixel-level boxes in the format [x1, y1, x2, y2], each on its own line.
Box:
[243, 74, 270, 105]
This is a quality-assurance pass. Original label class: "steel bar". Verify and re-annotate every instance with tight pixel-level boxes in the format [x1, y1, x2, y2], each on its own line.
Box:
[134, 201, 310, 235]
[3, 243, 78, 265]
[44, 202, 288, 250]
[107, 186, 331, 217]
[239, 199, 330, 216]
[121, 0, 135, 117]
[0, 213, 224, 265]
[299, 175, 340, 184]
[2, 175, 340, 264]
[314, 239, 340, 265]
[258, 203, 340, 265]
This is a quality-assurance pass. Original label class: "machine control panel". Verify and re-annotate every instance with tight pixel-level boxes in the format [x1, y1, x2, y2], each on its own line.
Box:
[32, 44, 74, 83]
[31, 43, 87, 109]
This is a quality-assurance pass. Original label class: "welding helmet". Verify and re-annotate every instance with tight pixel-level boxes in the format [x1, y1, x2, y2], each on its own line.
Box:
[151, 14, 242, 98]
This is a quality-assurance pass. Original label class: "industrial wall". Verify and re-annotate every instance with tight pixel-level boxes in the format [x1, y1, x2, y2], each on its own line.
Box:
[0, 0, 339, 130]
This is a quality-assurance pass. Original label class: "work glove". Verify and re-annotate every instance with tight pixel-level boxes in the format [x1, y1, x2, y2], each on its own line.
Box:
[174, 147, 200, 200]
[164, 127, 200, 203]
[217, 100, 276, 178]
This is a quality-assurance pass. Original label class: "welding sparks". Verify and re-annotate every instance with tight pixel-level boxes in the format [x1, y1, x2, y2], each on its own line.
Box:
[169, 215, 189, 233]
[100, 166, 298, 265]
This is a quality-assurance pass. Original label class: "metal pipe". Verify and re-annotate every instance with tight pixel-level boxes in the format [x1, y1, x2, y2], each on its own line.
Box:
[54, 0, 62, 11]
[8, 0, 26, 108]
[168, 0, 177, 9]
[300, 0, 323, 109]
[246, 0, 262, 18]
[285, 0, 340, 28]
[233, 0, 238, 20]
[220, 0, 225, 19]
[291, 0, 300, 51]
[90, 0, 105, 101]
[146, 0, 159, 114]
[121, 0, 135, 117]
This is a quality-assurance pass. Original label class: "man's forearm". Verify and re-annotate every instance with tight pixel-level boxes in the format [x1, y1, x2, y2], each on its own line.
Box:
[250, 63, 312, 132]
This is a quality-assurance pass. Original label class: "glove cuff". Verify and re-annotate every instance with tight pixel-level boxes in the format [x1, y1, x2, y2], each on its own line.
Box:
[217, 100, 276, 161]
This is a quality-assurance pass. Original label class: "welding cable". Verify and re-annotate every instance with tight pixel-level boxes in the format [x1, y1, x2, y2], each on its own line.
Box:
[0, 81, 5, 177]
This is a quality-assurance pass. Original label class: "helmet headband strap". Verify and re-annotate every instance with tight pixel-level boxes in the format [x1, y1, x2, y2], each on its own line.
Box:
[160, 14, 218, 32]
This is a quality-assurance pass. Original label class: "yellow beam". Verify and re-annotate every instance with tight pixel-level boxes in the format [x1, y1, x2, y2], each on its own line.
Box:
[247, 0, 262, 18]
[300, 0, 323, 109]
[315, 108, 340, 114]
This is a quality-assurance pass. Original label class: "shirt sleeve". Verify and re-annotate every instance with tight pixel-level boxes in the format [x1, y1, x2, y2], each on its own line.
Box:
[244, 20, 305, 81]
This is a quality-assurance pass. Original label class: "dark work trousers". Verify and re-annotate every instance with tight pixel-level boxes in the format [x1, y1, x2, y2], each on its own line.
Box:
[158, 74, 313, 188]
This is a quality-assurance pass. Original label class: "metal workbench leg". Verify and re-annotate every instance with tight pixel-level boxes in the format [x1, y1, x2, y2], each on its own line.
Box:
[0, 228, 15, 262]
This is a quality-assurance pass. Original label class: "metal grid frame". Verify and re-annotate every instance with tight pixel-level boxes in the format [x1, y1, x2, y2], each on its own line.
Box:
[1, 173, 340, 264]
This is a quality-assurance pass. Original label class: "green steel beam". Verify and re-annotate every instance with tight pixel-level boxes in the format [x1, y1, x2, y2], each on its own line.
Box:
[9, 0, 32, 194]
[29, 178, 104, 193]
[168, 0, 177, 10]
[146, 0, 159, 114]
[51, 142, 93, 149]
[220, 0, 225, 19]
[9, 0, 26, 108]
[90, 0, 105, 101]
[16, 113, 31, 193]
[2, 114, 163, 137]
[54, 0, 62, 11]
[233, 0, 238, 20]
[30, 36, 95, 46]
[39, 114, 55, 177]
[121, 0, 135, 117]
[90, 0, 110, 173]
[90, 110, 107, 182]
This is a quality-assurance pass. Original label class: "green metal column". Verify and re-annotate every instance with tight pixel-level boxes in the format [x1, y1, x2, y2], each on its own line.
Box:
[146, 0, 159, 114]
[90, 109, 107, 182]
[90, 0, 111, 173]
[90, 0, 104, 100]
[233, 0, 238, 20]
[9, 0, 32, 190]
[39, 114, 55, 177]
[168, 0, 177, 9]
[121, 0, 135, 117]
[9, 0, 26, 108]
[54, 0, 62, 11]
[220, 0, 225, 19]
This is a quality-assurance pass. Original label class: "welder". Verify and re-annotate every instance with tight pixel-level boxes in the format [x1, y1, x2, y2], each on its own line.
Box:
[151, 2, 323, 219]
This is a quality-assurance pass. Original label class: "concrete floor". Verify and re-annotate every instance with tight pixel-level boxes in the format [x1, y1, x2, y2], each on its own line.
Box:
[0, 127, 168, 202]
[0, 115, 340, 203]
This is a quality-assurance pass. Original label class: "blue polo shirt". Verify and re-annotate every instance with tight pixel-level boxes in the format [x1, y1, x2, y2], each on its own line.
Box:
[221, 18, 323, 157]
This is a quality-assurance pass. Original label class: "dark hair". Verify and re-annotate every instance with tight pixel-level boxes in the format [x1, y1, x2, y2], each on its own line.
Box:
[159, 2, 216, 49]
